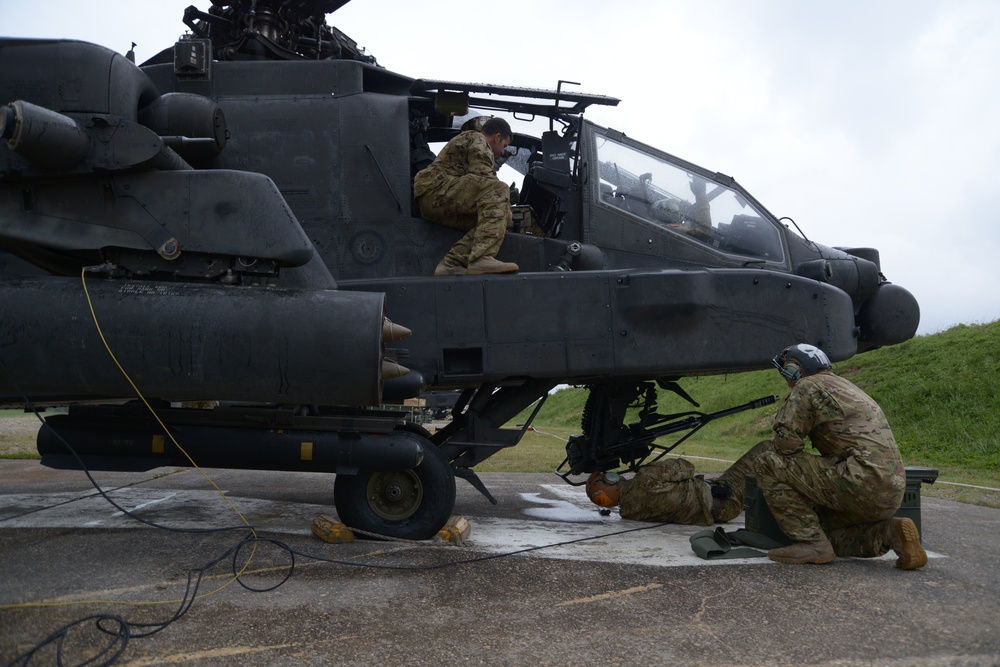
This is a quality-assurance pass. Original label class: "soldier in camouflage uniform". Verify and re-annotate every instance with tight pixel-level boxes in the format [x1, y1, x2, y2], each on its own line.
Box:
[413, 117, 519, 276]
[708, 439, 771, 523]
[618, 458, 715, 525]
[586, 458, 730, 526]
[586, 345, 926, 571]
[752, 343, 927, 569]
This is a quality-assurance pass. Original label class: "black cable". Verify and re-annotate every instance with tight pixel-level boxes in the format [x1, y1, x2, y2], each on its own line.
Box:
[0, 351, 258, 666]
[0, 354, 250, 535]
[3, 534, 257, 667]
[4, 614, 130, 667]
[41, 421, 252, 535]
[121, 534, 256, 639]
[232, 537, 294, 593]
[1, 349, 673, 665]
[0, 478, 170, 523]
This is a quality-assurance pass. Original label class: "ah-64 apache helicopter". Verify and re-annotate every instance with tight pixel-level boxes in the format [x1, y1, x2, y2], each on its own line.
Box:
[0, 0, 918, 539]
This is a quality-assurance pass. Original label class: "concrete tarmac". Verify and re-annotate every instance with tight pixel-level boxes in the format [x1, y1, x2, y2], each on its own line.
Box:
[1, 460, 998, 666]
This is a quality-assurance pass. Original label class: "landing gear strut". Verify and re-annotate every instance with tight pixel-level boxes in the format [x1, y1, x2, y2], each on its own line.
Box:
[558, 380, 778, 481]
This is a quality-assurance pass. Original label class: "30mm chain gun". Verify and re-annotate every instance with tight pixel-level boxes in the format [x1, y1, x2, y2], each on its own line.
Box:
[558, 382, 778, 483]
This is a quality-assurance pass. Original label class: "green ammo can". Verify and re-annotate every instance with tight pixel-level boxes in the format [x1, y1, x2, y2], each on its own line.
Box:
[744, 466, 939, 546]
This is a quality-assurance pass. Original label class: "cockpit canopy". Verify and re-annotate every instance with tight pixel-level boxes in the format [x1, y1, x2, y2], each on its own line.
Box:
[592, 130, 784, 263]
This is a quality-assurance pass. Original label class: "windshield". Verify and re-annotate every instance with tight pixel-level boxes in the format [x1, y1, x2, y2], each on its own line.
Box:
[594, 132, 783, 262]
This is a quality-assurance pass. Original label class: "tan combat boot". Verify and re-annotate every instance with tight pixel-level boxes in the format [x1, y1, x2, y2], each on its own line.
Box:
[433, 257, 467, 276]
[884, 517, 927, 570]
[467, 256, 519, 275]
[768, 539, 836, 565]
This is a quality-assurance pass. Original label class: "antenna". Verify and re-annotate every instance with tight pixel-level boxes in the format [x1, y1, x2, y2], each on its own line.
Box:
[552, 80, 581, 132]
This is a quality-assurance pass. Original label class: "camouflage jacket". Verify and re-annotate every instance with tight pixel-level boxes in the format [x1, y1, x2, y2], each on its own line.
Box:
[772, 370, 902, 469]
[619, 459, 714, 526]
[413, 130, 497, 199]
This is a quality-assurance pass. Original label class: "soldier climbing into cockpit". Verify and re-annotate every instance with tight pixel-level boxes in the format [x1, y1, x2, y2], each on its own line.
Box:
[413, 117, 520, 276]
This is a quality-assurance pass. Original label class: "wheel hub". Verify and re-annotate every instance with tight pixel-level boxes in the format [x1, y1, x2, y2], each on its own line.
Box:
[366, 469, 423, 521]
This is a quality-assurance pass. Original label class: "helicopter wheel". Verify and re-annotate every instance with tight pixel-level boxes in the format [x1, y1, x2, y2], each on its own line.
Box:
[333, 437, 456, 540]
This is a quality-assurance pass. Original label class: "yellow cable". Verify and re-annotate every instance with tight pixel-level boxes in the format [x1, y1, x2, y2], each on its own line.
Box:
[0, 270, 269, 612]
[79, 267, 257, 536]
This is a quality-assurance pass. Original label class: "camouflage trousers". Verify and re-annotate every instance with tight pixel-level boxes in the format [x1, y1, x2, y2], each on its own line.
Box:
[711, 440, 771, 523]
[619, 459, 715, 526]
[752, 440, 905, 557]
[417, 175, 511, 266]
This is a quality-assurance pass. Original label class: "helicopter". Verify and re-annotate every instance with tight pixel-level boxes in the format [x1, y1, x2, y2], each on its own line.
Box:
[0, 0, 919, 539]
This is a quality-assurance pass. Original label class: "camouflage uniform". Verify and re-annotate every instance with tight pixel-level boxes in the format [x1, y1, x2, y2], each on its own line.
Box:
[413, 130, 511, 266]
[753, 370, 906, 557]
[618, 458, 715, 525]
[710, 439, 771, 523]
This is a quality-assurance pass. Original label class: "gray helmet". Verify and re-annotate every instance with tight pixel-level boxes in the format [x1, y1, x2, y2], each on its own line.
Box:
[772, 343, 831, 382]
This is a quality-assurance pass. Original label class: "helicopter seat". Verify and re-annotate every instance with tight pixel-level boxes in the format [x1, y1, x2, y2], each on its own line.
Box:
[509, 204, 544, 236]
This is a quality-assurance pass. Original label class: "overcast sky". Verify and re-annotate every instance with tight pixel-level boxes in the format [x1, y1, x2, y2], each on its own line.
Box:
[4, 0, 999, 335]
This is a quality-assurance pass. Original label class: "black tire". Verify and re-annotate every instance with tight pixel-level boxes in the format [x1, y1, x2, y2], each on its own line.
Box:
[333, 439, 456, 540]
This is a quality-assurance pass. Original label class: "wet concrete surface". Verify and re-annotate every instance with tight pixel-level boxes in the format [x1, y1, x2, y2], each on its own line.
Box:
[1, 460, 998, 666]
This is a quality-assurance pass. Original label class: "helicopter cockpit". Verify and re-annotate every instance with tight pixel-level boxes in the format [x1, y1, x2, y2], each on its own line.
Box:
[592, 129, 784, 264]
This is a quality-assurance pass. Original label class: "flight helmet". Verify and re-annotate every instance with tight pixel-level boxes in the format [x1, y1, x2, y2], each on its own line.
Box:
[772, 343, 832, 383]
[586, 471, 623, 507]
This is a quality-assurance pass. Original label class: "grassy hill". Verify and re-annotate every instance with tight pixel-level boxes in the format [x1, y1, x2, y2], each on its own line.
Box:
[484, 320, 1000, 506]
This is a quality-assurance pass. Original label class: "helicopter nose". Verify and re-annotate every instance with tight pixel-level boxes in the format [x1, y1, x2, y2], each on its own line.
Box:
[857, 282, 920, 350]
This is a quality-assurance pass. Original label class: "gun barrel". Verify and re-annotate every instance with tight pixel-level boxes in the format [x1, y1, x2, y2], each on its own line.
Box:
[710, 394, 779, 420]
[646, 394, 779, 441]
